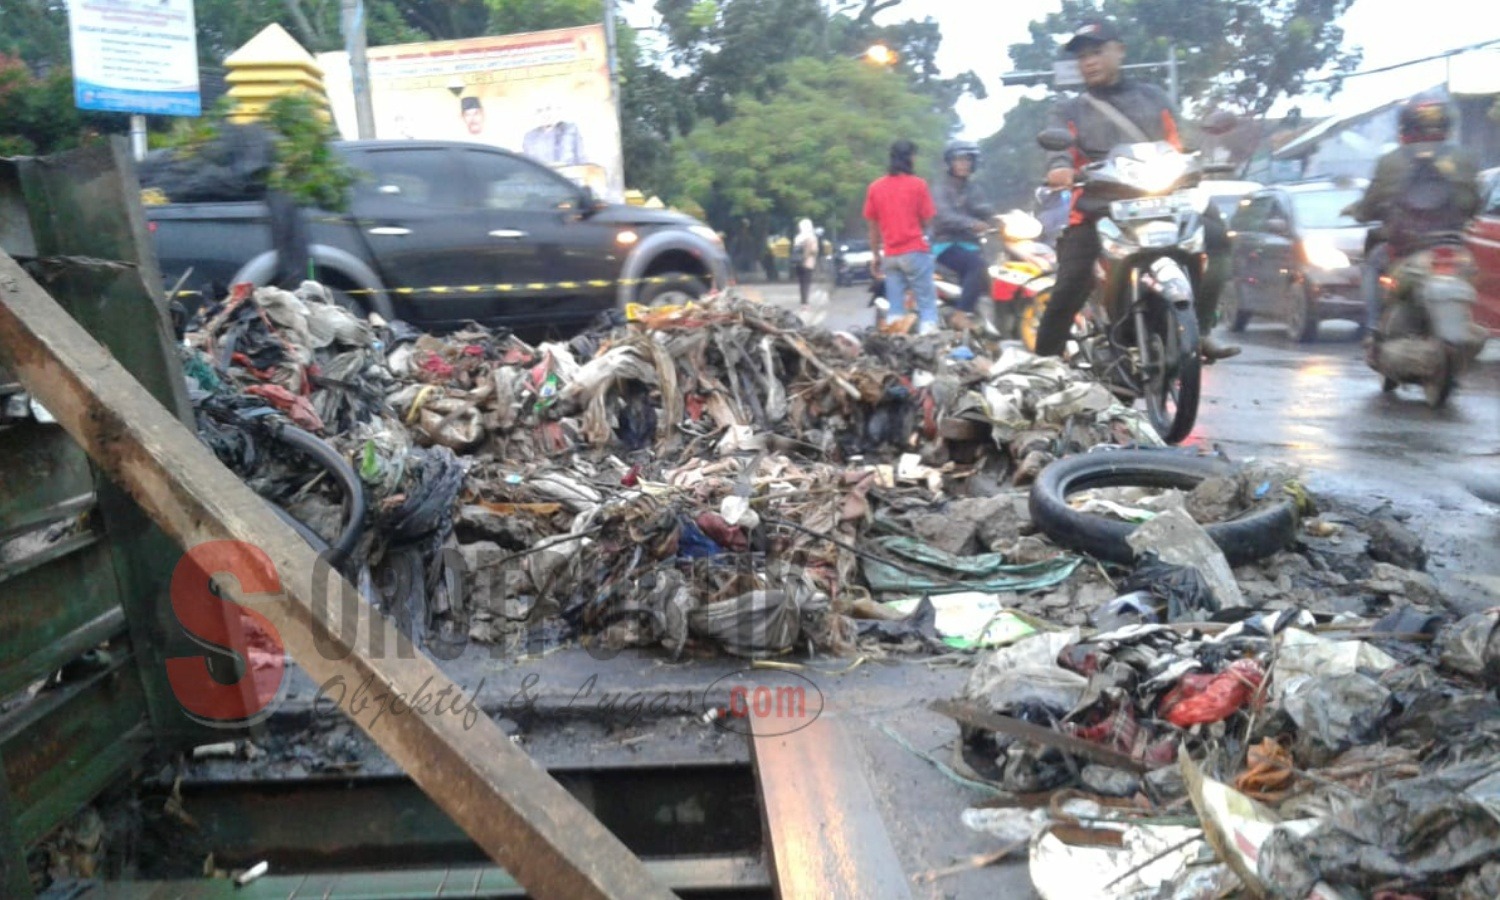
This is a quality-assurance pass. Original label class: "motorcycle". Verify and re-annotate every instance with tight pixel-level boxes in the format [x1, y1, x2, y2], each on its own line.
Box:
[1368, 238, 1489, 407]
[981, 209, 1057, 349]
[1035, 127, 1223, 444]
[870, 213, 1056, 342]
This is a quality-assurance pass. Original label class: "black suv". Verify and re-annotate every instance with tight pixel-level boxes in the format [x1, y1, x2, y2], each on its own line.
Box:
[146, 141, 731, 334]
[1223, 178, 1373, 342]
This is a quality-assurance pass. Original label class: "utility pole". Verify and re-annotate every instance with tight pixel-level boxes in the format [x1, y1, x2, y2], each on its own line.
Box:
[341, 0, 376, 139]
[129, 115, 147, 161]
[604, 0, 624, 190]
[1167, 43, 1179, 109]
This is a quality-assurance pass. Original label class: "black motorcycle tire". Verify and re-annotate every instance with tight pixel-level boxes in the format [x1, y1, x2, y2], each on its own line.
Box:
[1028, 450, 1300, 566]
[1145, 299, 1201, 444]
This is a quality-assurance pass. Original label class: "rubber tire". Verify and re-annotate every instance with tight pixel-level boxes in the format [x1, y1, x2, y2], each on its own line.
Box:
[637, 270, 709, 307]
[1145, 301, 1201, 445]
[1028, 449, 1301, 566]
[1287, 283, 1320, 343]
[1221, 282, 1252, 332]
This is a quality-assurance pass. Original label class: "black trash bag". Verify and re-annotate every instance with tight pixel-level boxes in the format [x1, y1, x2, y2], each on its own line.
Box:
[1118, 552, 1219, 622]
[615, 380, 657, 452]
[137, 123, 275, 203]
[856, 596, 945, 650]
[382, 446, 464, 546]
[381, 319, 425, 348]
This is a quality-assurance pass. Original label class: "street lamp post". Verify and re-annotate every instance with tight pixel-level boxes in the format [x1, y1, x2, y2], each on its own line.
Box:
[860, 44, 897, 66]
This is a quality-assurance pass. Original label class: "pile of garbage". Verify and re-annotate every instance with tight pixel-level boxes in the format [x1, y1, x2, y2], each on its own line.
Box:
[946, 516, 1500, 898]
[180, 282, 1184, 657]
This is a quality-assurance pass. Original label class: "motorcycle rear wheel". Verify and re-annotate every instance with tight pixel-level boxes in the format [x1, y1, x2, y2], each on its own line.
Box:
[1143, 298, 1202, 444]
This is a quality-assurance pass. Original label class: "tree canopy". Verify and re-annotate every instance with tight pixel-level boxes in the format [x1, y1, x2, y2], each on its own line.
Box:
[671, 55, 945, 238]
[1007, 0, 1361, 116]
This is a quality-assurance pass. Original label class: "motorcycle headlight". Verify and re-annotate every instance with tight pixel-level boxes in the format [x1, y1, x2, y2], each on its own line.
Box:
[1115, 156, 1184, 193]
[1301, 235, 1350, 271]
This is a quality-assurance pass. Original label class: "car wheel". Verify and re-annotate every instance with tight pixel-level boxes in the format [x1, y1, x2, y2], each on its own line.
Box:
[1221, 282, 1252, 332]
[637, 271, 708, 307]
[1286, 282, 1320, 343]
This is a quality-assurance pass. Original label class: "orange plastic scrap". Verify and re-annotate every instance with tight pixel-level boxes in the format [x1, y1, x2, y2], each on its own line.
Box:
[1234, 738, 1296, 803]
[1158, 658, 1265, 727]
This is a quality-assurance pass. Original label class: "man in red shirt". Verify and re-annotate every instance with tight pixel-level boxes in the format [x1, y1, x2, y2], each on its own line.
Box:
[865, 140, 940, 334]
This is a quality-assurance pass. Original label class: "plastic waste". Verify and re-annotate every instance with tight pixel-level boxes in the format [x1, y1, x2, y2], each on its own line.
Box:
[1125, 508, 1247, 609]
[1158, 658, 1265, 727]
[1117, 553, 1218, 622]
[963, 629, 1089, 717]
[1437, 612, 1500, 684]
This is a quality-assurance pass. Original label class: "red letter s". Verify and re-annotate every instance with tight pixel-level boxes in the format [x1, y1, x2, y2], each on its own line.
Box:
[165, 541, 286, 725]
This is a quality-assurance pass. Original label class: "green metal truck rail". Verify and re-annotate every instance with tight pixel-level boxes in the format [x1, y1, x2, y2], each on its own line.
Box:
[0, 140, 219, 898]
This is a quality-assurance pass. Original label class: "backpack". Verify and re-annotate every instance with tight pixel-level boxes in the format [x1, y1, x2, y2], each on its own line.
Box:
[1387, 148, 1466, 253]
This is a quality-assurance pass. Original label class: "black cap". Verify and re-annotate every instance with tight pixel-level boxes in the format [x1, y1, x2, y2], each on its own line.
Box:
[1063, 19, 1122, 53]
[460, 96, 482, 112]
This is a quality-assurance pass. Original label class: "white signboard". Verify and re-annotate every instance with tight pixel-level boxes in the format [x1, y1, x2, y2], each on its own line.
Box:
[68, 0, 201, 116]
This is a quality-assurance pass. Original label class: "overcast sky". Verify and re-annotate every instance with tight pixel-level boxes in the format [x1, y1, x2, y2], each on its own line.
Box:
[882, 0, 1500, 137]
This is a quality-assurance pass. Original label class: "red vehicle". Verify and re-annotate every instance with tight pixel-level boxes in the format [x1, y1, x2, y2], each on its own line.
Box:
[1464, 166, 1500, 335]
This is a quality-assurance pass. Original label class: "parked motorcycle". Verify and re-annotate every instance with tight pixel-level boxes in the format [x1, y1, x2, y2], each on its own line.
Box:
[981, 209, 1057, 349]
[1368, 238, 1489, 407]
[1035, 128, 1222, 443]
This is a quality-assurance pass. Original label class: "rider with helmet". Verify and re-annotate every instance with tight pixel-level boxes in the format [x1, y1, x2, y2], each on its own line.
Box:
[1037, 19, 1238, 361]
[1350, 98, 1481, 339]
[932, 139, 995, 320]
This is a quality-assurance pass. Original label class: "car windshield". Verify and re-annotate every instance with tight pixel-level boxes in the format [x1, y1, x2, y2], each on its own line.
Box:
[1292, 189, 1365, 229]
[1209, 195, 1248, 221]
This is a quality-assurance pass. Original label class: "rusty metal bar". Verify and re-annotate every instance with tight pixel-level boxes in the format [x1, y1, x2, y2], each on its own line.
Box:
[750, 712, 912, 899]
[0, 251, 674, 900]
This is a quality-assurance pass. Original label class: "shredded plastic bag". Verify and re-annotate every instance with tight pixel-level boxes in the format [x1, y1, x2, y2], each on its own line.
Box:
[1117, 552, 1218, 622]
[1158, 658, 1264, 727]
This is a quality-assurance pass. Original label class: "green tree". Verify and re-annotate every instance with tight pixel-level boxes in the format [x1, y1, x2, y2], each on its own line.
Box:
[970, 97, 1051, 212]
[0, 0, 69, 69]
[0, 53, 126, 155]
[483, 0, 603, 34]
[1008, 0, 1360, 116]
[671, 55, 944, 265]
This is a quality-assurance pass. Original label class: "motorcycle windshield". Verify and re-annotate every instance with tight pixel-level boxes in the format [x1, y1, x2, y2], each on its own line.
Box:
[1083, 142, 1198, 202]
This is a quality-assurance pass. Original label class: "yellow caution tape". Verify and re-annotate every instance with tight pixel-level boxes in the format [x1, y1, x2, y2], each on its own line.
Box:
[168, 274, 703, 300]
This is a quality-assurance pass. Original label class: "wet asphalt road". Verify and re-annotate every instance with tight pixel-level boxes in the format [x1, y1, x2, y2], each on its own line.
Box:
[752, 278, 1500, 614]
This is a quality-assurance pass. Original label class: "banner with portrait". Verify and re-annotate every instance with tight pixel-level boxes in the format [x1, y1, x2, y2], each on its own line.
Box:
[319, 25, 622, 200]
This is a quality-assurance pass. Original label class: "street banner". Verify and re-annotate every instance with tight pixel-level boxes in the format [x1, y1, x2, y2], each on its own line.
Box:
[319, 25, 623, 201]
[67, 0, 201, 116]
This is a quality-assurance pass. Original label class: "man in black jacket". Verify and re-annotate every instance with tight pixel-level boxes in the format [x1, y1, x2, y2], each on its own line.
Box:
[932, 140, 994, 321]
[1034, 19, 1238, 361]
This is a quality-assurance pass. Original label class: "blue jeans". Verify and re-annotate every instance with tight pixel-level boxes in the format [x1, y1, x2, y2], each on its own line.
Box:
[883, 251, 938, 328]
[937, 245, 987, 312]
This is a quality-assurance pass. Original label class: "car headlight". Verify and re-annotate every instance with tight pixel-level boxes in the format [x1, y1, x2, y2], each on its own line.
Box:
[689, 225, 723, 247]
[1301, 235, 1350, 271]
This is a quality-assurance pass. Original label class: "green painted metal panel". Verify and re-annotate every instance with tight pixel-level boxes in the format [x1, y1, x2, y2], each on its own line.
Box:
[0, 425, 94, 535]
[0, 541, 123, 699]
[0, 662, 150, 846]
